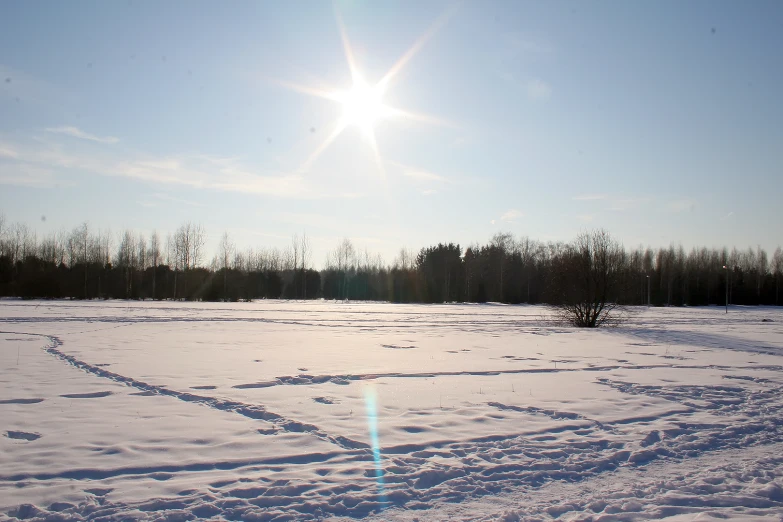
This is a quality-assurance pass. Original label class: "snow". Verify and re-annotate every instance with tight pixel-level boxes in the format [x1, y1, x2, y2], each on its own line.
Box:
[1, 300, 782, 521]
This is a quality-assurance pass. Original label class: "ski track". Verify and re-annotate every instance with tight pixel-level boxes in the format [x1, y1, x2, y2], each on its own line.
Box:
[229, 362, 783, 390]
[0, 330, 370, 453]
[1, 305, 783, 521]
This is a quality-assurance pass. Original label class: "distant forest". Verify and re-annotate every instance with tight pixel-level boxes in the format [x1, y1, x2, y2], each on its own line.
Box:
[1, 215, 781, 306]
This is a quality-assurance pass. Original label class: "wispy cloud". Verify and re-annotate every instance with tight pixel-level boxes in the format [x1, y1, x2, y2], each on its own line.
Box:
[421, 189, 437, 196]
[577, 214, 594, 222]
[527, 78, 551, 100]
[721, 211, 735, 220]
[1, 136, 358, 199]
[0, 163, 59, 188]
[391, 161, 448, 183]
[500, 209, 524, 222]
[572, 193, 608, 201]
[114, 157, 319, 198]
[0, 143, 18, 159]
[45, 126, 119, 144]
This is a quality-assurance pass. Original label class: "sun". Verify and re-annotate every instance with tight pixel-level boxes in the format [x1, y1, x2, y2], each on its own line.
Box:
[337, 78, 389, 135]
[273, 6, 456, 174]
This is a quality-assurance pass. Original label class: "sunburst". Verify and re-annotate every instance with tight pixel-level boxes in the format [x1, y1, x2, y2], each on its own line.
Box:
[275, 6, 457, 175]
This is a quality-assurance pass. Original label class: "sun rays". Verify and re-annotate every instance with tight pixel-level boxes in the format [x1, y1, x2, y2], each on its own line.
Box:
[275, 5, 457, 177]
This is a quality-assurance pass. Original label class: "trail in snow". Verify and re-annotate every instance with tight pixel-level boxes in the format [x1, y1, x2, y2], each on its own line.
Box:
[1, 302, 782, 521]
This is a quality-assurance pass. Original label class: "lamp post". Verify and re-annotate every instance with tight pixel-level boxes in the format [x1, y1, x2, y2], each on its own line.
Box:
[723, 265, 728, 314]
[646, 275, 650, 307]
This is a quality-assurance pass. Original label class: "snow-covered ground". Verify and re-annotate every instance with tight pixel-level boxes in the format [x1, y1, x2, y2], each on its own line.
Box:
[1, 300, 782, 521]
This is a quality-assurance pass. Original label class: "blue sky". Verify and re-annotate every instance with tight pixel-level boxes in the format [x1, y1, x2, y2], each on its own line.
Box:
[1, 0, 781, 266]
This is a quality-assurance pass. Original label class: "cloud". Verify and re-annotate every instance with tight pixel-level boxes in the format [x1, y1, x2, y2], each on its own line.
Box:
[527, 79, 551, 100]
[114, 158, 319, 198]
[577, 214, 594, 222]
[500, 209, 524, 222]
[421, 189, 437, 196]
[0, 163, 59, 188]
[390, 161, 448, 183]
[1, 136, 358, 199]
[721, 211, 735, 220]
[403, 169, 446, 182]
[572, 193, 607, 201]
[490, 219, 496, 225]
[0, 143, 18, 159]
[45, 126, 119, 144]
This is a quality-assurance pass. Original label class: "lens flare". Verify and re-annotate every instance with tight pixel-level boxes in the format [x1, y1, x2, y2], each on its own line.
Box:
[363, 386, 386, 507]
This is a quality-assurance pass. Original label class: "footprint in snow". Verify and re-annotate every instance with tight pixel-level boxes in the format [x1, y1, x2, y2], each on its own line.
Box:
[60, 391, 113, 399]
[5, 430, 41, 441]
[85, 488, 113, 497]
[0, 398, 44, 404]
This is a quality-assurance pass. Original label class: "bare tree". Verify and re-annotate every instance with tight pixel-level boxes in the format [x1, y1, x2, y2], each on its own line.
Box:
[172, 222, 205, 298]
[232, 250, 245, 272]
[148, 232, 161, 299]
[219, 231, 235, 300]
[491, 232, 513, 299]
[8, 222, 30, 264]
[69, 223, 90, 297]
[0, 213, 7, 259]
[116, 230, 136, 297]
[757, 246, 768, 301]
[300, 232, 311, 298]
[393, 247, 415, 271]
[290, 233, 300, 298]
[166, 233, 179, 299]
[773, 247, 783, 306]
[136, 235, 147, 272]
[552, 229, 626, 327]
[191, 223, 205, 269]
[331, 238, 356, 299]
[517, 236, 541, 303]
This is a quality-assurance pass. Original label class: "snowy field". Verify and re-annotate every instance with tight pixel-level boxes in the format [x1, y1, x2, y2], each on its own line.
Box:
[1, 300, 783, 521]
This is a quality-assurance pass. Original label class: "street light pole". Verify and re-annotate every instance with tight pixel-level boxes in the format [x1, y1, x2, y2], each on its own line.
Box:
[723, 265, 728, 314]
[646, 275, 650, 307]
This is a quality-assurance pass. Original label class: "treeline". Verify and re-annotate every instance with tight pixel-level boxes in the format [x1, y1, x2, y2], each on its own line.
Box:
[1, 215, 781, 306]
